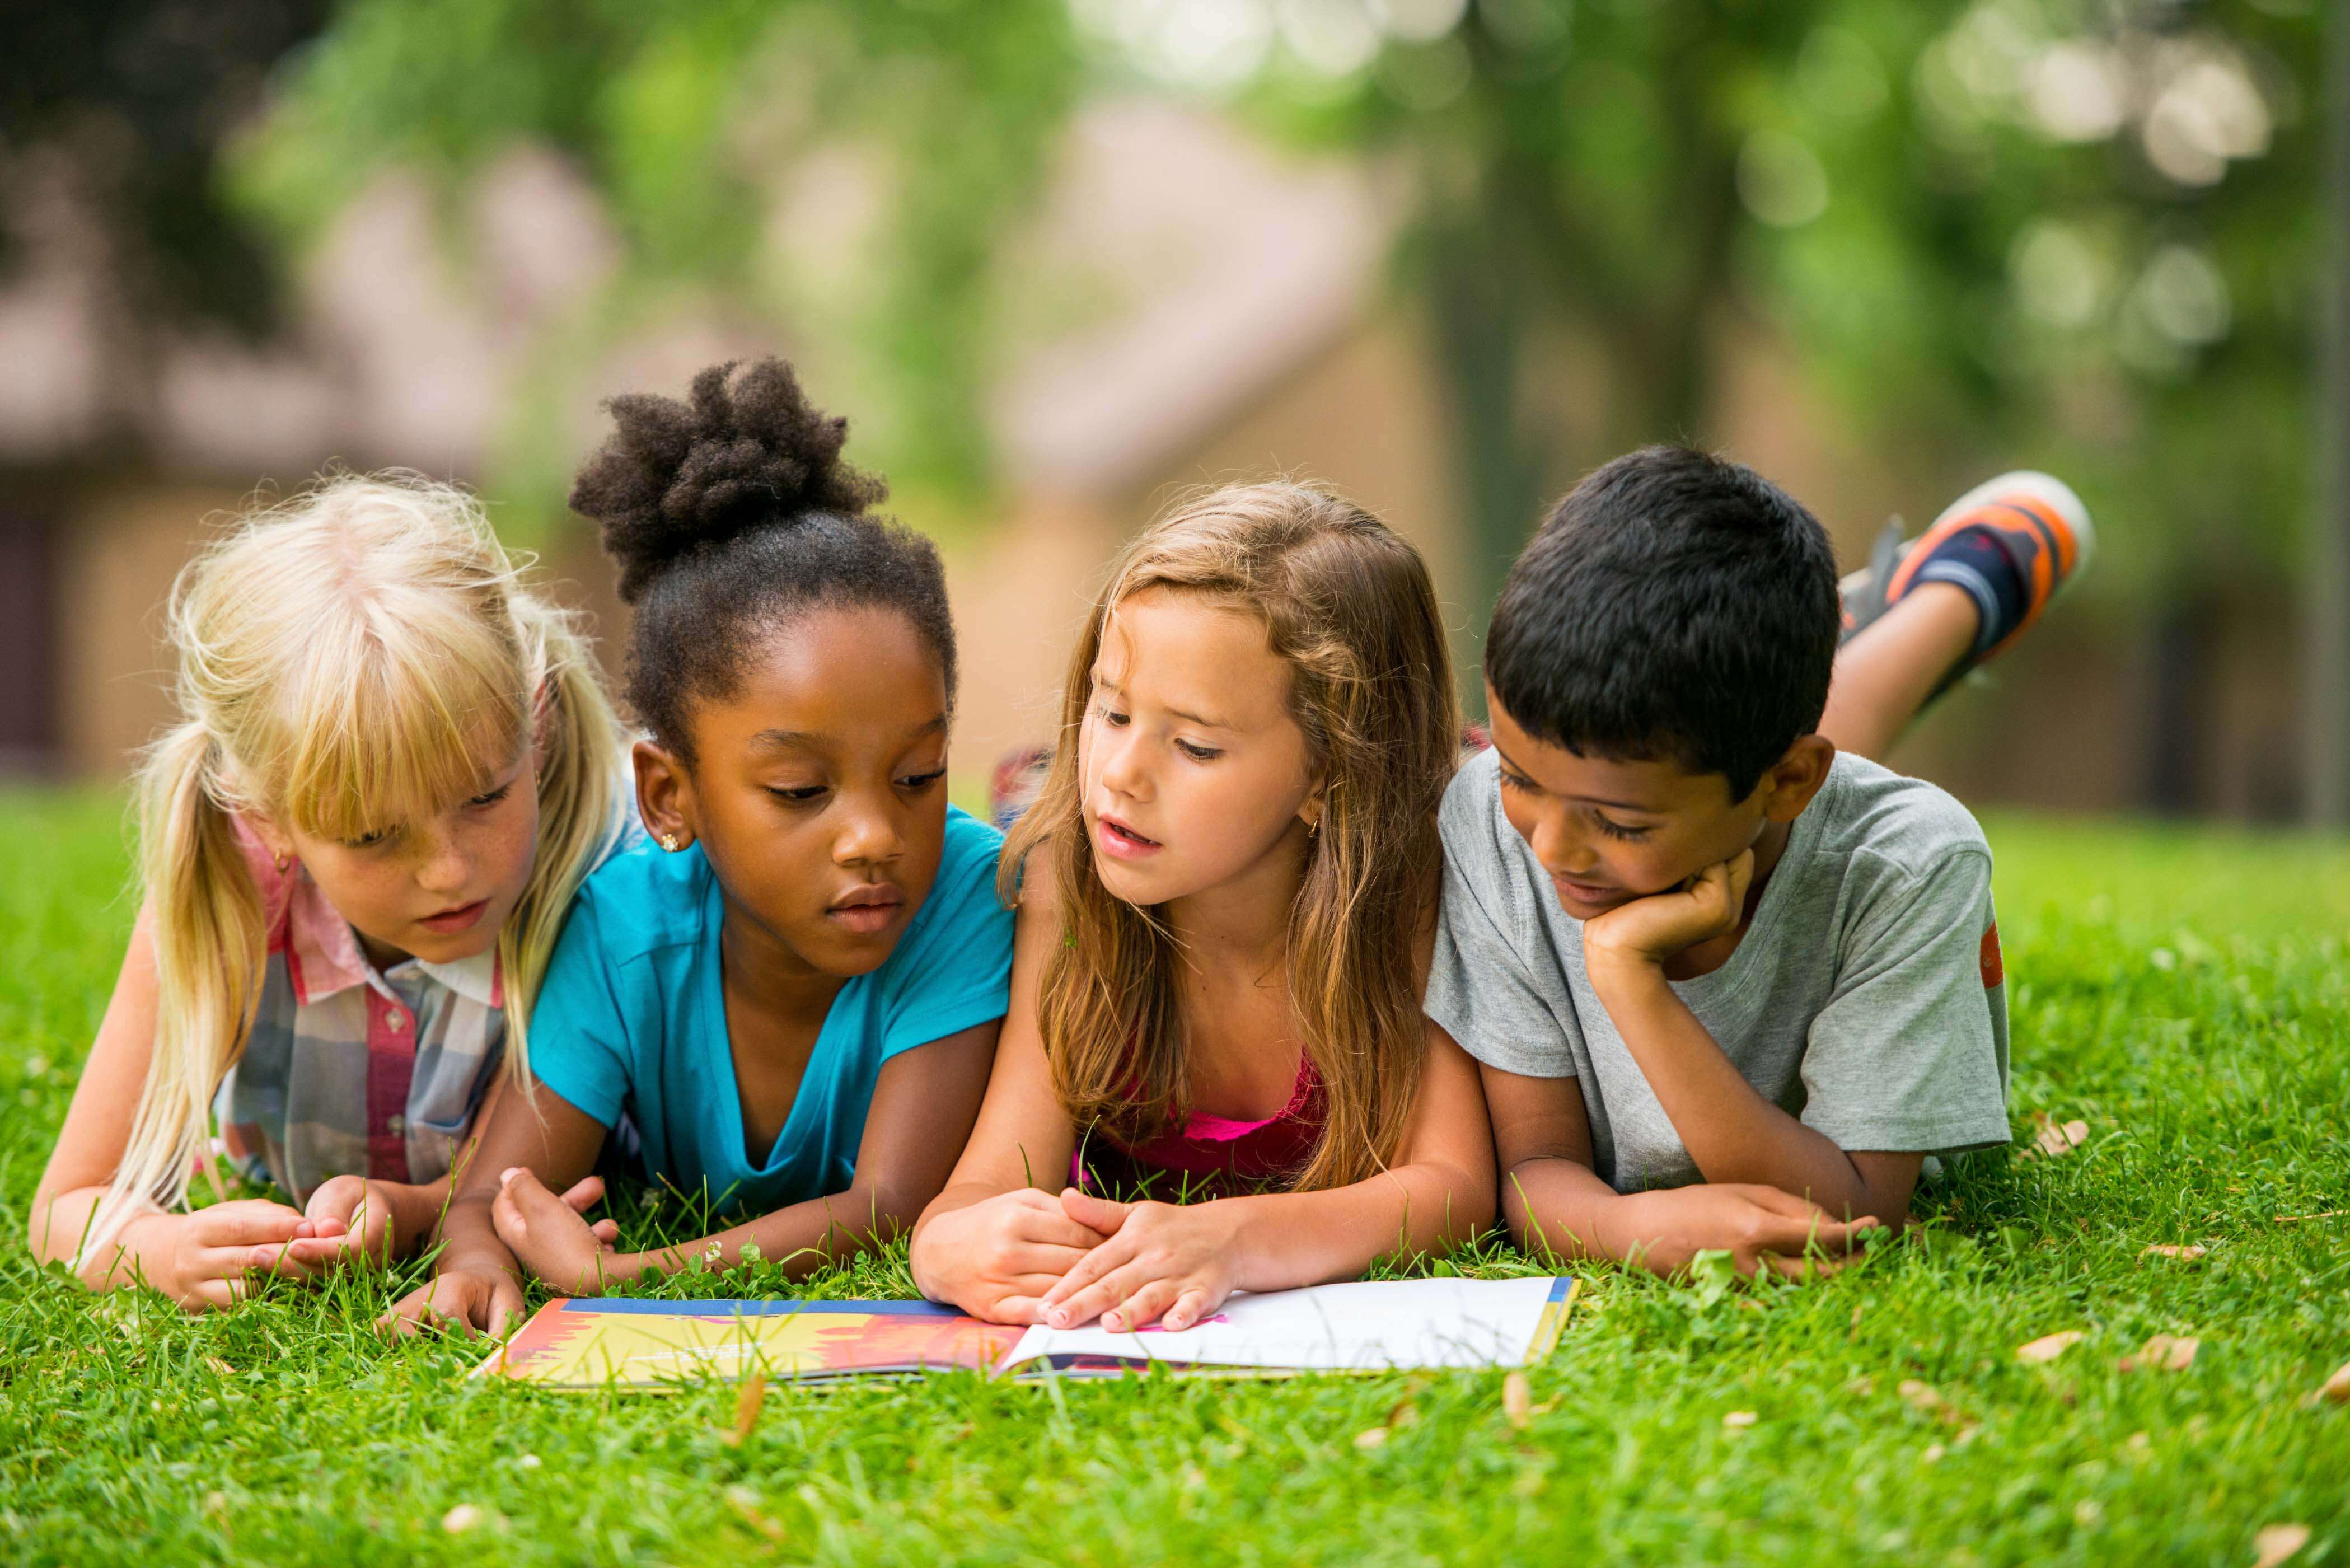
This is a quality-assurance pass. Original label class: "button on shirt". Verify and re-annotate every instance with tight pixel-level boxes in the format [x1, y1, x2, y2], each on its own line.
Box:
[213, 820, 506, 1201]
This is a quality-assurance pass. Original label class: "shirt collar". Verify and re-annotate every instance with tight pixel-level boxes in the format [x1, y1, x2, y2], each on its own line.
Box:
[413, 949, 503, 1008]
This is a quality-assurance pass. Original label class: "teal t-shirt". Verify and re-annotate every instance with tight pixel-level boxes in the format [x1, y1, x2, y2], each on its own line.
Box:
[528, 807, 1012, 1216]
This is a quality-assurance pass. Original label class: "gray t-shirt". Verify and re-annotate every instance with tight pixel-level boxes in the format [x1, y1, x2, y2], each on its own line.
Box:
[1426, 748, 2010, 1193]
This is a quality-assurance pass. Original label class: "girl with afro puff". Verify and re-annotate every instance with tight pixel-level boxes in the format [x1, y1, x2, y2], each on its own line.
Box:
[390, 359, 1012, 1335]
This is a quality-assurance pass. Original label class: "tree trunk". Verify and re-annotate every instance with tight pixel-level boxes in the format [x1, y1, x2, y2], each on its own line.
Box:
[1425, 219, 1548, 714]
[2303, 0, 2350, 822]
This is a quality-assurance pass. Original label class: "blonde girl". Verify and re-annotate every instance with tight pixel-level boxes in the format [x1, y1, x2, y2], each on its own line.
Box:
[30, 475, 629, 1311]
[909, 483, 1497, 1331]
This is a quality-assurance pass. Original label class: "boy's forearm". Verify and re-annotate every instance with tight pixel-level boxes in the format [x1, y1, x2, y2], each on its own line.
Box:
[1588, 962, 1880, 1218]
[1500, 1155, 1635, 1263]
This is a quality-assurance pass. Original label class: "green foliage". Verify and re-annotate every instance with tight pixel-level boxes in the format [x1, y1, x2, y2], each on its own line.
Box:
[0, 0, 330, 336]
[232, 0, 1082, 511]
[1211, 0, 2324, 603]
[2, 790, 2347, 1562]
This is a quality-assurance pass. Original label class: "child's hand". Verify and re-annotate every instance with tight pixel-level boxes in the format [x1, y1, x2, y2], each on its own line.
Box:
[1037, 1191, 1240, 1332]
[1614, 1183, 1876, 1281]
[291, 1176, 401, 1269]
[907, 1188, 1115, 1324]
[489, 1168, 623, 1295]
[378, 1268, 526, 1340]
[135, 1200, 319, 1312]
[1583, 849, 1756, 973]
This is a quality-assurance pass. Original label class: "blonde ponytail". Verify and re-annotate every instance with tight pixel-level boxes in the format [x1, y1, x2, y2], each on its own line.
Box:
[94, 723, 270, 1252]
[88, 474, 624, 1255]
[494, 596, 619, 1083]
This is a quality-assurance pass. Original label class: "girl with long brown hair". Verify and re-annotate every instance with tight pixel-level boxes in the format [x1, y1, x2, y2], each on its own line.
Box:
[909, 483, 1496, 1331]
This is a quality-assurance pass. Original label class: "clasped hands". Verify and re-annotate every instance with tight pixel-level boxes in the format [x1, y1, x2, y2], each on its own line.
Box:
[911, 1187, 1244, 1331]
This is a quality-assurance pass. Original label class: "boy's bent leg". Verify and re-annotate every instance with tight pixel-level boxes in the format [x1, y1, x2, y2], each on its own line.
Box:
[1822, 471, 2098, 761]
[1822, 584, 1979, 762]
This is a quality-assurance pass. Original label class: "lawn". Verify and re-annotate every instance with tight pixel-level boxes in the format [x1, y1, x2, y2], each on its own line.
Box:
[0, 790, 2344, 1566]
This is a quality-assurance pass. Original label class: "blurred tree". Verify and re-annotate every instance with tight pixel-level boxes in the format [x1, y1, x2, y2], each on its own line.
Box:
[0, 0, 330, 432]
[241, 0, 2323, 803]
[234, 0, 1080, 499]
[1178, 0, 2319, 688]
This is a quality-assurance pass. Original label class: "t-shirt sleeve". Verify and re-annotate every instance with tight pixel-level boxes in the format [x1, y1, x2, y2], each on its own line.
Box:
[1798, 846, 2011, 1155]
[518, 892, 633, 1129]
[1423, 774, 1580, 1078]
[879, 813, 1014, 1060]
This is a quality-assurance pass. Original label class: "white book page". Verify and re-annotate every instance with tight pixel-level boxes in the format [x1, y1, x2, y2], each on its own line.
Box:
[1003, 1276, 1561, 1374]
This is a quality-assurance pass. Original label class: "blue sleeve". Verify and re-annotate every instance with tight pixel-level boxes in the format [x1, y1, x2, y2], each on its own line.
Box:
[519, 890, 634, 1128]
[878, 810, 1014, 1059]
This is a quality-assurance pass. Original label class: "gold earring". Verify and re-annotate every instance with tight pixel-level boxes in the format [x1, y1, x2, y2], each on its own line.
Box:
[658, 833, 680, 853]
[274, 852, 291, 873]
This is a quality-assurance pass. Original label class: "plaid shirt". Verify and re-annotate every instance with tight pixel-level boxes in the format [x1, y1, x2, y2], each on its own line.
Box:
[214, 802, 635, 1200]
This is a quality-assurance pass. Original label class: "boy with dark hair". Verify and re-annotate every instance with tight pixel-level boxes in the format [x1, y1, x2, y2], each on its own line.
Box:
[1428, 447, 2092, 1277]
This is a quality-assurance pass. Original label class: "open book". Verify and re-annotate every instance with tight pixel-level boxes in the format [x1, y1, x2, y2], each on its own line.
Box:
[474, 1276, 1578, 1389]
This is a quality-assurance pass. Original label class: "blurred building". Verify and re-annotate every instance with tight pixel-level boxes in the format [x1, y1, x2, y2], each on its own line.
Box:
[0, 97, 2292, 817]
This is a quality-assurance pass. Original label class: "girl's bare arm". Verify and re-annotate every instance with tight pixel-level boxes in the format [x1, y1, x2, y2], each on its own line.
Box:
[30, 904, 315, 1305]
[1038, 1019, 1497, 1331]
[490, 1022, 1000, 1291]
[907, 869, 1110, 1319]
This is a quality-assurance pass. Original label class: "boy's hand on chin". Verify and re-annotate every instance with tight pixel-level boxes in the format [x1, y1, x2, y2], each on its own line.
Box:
[490, 1168, 624, 1296]
[1616, 1183, 1876, 1282]
[1583, 850, 1755, 975]
[1038, 1192, 1240, 1333]
[910, 1188, 1112, 1325]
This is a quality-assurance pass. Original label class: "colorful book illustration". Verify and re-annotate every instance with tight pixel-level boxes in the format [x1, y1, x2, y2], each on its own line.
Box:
[475, 1275, 1579, 1389]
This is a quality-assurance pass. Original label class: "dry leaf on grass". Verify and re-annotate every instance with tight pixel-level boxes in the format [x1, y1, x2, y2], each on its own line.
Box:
[2119, 1335, 2199, 1373]
[2140, 1243, 2208, 1262]
[2016, 1330, 2085, 1365]
[2254, 1523, 2310, 1568]
[1722, 1411, 1758, 1430]
[1502, 1372, 1532, 1431]
[2320, 1362, 2350, 1405]
[724, 1485, 784, 1542]
[441, 1504, 483, 1535]
[203, 1355, 236, 1377]
[720, 1373, 769, 1447]
[2274, 1210, 2345, 1225]
[1352, 1426, 1389, 1450]
[2021, 1116, 2091, 1160]
[1898, 1379, 1942, 1413]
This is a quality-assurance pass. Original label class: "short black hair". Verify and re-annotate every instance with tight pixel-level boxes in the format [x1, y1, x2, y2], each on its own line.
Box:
[569, 358, 956, 760]
[1485, 446, 1838, 800]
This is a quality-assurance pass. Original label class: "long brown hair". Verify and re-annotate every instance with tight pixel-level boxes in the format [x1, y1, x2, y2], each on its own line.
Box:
[1001, 483, 1461, 1191]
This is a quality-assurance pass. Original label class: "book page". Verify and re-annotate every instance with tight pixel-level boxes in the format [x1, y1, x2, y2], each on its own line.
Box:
[1001, 1276, 1570, 1375]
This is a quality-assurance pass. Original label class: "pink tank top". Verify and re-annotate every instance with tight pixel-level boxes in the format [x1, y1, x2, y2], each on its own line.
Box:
[1073, 1053, 1326, 1199]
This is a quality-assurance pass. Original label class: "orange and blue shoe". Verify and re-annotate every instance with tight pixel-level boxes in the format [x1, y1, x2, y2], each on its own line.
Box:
[1839, 470, 2095, 686]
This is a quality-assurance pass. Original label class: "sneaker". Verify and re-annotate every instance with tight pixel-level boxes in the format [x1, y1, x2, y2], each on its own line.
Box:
[1839, 471, 2095, 672]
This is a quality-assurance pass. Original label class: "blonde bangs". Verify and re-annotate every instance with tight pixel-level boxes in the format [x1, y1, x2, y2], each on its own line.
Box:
[273, 607, 528, 845]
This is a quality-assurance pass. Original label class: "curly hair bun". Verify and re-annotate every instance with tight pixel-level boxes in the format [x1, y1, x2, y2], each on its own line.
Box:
[570, 357, 889, 603]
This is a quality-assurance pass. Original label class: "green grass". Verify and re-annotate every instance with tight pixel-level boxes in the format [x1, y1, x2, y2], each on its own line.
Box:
[1, 790, 2346, 1566]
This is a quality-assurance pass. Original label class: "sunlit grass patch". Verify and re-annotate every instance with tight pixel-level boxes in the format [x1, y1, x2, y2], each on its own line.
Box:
[0, 795, 2344, 1565]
